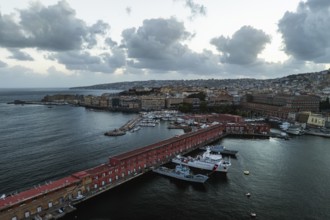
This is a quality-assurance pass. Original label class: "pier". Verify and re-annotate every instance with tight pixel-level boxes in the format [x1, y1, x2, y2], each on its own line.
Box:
[0, 122, 269, 220]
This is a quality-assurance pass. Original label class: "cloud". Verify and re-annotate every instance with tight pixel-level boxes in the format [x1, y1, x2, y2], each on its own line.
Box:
[278, 0, 330, 63]
[0, 0, 109, 51]
[7, 48, 34, 61]
[49, 50, 126, 73]
[125, 7, 132, 15]
[85, 20, 111, 49]
[184, 0, 207, 20]
[121, 17, 221, 74]
[210, 26, 271, 65]
[0, 60, 7, 67]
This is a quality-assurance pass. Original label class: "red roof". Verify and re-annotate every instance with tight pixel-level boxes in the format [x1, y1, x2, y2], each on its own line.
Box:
[84, 163, 112, 175]
[72, 171, 90, 179]
[0, 176, 79, 210]
[111, 126, 216, 161]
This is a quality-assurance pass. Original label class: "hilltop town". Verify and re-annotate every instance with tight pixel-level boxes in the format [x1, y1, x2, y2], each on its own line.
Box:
[40, 70, 330, 129]
[72, 69, 330, 99]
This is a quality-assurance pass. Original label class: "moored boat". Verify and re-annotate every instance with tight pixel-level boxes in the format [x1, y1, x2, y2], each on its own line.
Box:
[199, 145, 238, 157]
[153, 164, 209, 183]
[171, 148, 231, 173]
[305, 128, 330, 138]
[286, 125, 304, 135]
[279, 122, 290, 131]
[130, 126, 141, 132]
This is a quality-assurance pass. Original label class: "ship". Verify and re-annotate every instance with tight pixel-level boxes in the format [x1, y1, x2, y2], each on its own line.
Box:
[305, 128, 330, 138]
[171, 148, 231, 173]
[199, 145, 238, 157]
[153, 164, 209, 183]
[286, 125, 304, 135]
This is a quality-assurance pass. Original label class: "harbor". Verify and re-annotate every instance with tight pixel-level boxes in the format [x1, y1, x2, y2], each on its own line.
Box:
[1, 89, 330, 220]
[1, 97, 330, 219]
[0, 117, 270, 220]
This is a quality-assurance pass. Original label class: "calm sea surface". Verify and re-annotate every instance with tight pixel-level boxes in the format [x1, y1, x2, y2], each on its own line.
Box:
[1, 89, 330, 220]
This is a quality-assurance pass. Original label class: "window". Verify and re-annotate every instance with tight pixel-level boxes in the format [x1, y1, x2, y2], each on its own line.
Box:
[37, 206, 42, 212]
[48, 202, 53, 208]
[25, 211, 30, 218]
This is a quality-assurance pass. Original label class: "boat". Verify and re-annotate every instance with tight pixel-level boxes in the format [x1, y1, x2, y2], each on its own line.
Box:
[244, 170, 250, 175]
[286, 125, 304, 135]
[199, 145, 238, 157]
[130, 126, 141, 132]
[279, 122, 290, 131]
[305, 128, 330, 138]
[171, 148, 231, 173]
[153, 164, 209, 183]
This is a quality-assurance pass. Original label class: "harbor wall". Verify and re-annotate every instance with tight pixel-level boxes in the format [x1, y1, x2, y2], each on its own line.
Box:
[0, 122, 269, 220]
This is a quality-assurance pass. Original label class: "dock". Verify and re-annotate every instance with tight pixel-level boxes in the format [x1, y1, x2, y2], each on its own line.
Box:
[104, 115, 142, 136]
[0, 122, 270, 220]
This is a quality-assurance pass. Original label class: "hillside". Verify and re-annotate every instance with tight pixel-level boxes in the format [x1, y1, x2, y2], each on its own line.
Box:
[70, 70, 330, 91]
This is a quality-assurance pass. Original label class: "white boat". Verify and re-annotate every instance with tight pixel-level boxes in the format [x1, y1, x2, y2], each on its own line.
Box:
[286, 125, 304, 135]
[305, 128, 330, 138]
[139, 122, 156, 127]
[153, 164, 209, 183]
[171, 147, 231, 173]
[130, 126, 141, 132]
[199, 145, 238, 157]
[279, 122, 290, 131]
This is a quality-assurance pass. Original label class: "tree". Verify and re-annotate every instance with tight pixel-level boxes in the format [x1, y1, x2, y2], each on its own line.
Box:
[178, 103, 192, 113]
[187, 92, 206, 101]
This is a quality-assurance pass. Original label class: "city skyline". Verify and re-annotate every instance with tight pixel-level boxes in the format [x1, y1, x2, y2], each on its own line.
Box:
[0, 0, 329, 88]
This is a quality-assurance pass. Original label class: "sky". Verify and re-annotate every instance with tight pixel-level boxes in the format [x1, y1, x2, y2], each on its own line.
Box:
[0, 0, 330, 88]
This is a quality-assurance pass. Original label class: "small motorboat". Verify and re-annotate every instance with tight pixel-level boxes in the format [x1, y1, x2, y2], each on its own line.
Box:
[244, 170, 250, 175]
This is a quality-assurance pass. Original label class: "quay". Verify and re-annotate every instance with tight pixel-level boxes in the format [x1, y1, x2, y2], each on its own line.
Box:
[104, 115, 142, 136]
[0, 122, 269, 220]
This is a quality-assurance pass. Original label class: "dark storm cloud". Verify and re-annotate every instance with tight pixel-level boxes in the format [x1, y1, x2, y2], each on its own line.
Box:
[210, 26, 271, 65]
[278, 0, 330, 62]
[7, 48, 34, 61]
[0, 1, 109, 51]
[121, 17, 221, 74]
